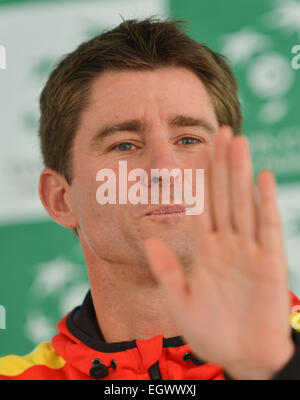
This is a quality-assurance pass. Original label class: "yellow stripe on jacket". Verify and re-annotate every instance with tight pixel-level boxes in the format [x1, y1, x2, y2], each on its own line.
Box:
[0, 342, 65, 377]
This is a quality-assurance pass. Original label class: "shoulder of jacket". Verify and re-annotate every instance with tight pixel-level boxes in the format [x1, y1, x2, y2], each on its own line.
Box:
[0, 342, 66, 379]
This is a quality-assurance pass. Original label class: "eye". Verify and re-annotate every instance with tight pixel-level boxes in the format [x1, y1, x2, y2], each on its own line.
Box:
[178, 137, 202, 145]
[110, 142, 137, 152]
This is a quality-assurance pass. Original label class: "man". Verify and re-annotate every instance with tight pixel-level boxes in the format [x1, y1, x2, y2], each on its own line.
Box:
[1, 16, 300, 380]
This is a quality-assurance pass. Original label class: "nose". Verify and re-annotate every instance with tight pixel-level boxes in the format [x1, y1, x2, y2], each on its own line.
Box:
[141, 138, 183, 204]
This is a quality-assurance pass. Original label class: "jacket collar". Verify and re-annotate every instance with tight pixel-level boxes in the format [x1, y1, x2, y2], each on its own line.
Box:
[66, 290, 186, 353]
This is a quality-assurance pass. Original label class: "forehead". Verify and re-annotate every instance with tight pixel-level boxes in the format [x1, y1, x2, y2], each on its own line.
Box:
[75, 66, 218, 150]
[86, 66, 216, 119]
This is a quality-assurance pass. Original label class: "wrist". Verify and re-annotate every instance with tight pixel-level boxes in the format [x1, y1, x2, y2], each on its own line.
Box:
[224, 339, 296, 380]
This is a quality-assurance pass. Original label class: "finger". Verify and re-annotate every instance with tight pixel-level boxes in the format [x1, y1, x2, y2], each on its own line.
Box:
[257, 170, 284, 253]
[144, 237, 189, 310]
[211, 126, 232, 231]
[228, 135, 256, 237]
[186, 146, 214, 232]
[196, 145, 215, 231]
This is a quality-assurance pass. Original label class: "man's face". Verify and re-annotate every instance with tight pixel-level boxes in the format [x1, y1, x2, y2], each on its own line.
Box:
[71, 66, 219, 273]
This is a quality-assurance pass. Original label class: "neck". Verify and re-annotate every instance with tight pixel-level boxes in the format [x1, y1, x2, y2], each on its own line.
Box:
[85, 249, 181, 343]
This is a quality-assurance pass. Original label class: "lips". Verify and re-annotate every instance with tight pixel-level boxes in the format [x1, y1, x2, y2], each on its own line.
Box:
[144, 205, 186, 216]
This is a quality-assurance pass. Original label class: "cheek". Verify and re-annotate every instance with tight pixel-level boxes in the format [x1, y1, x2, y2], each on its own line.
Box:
[72, 167, 125, 227]
[71, 174, 102, 225]
[179, 149, 207, 170]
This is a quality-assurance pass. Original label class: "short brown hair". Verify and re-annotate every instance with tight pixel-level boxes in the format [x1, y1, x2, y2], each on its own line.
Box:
[38, 15, 242, 234]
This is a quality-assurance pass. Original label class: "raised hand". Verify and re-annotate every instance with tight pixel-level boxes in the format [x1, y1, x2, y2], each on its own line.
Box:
[144, 126, 295, 380]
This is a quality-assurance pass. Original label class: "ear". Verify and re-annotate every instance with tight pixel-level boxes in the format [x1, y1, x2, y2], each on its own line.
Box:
[39, 167, 78, 229]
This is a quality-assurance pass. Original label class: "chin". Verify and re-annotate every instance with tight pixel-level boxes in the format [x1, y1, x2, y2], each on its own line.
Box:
[149, 228, 196, 270]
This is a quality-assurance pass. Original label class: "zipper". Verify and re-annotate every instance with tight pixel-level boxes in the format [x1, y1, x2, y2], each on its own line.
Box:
[148, 361, 162, 380]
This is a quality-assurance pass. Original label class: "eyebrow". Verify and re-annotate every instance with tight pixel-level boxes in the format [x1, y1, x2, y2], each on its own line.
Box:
[89, 114, 216, 148]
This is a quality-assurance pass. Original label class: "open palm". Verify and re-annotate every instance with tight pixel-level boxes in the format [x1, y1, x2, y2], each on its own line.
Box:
[144, 126, 295, 379]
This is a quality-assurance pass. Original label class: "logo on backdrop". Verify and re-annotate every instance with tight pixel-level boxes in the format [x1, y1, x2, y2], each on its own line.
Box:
[219, 0, 300, 180]
[25, 252, 89, 346]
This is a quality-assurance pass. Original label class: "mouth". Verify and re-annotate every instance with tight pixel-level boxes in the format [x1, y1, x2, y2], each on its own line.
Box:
[143, 205, 186, 218]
